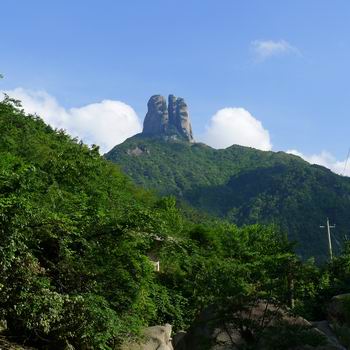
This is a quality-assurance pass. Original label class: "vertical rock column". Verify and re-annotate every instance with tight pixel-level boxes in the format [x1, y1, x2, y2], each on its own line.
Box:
[142, 95, 169, 135]
[174, 97, 194, 142]
[142, 94, 194, 142]
[168, 94, 177, 127]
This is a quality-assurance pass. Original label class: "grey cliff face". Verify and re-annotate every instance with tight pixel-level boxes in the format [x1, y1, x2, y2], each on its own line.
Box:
[142, 95, 169, 135]
[142, 94, 194, 142]
[168, 94, 177, 127]
[175, 97, 193, 142]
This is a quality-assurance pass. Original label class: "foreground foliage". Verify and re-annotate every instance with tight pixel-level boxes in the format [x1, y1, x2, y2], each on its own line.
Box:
[0, 96, 350, 349]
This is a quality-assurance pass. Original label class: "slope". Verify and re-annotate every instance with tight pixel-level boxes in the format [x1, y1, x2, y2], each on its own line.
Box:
[106, 134, 350, 260]
[0, 97, 183, 348]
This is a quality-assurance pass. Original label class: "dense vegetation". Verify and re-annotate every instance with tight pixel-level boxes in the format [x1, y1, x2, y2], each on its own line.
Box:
[106, 135, 350, 260]
[1, 96, 350, 349]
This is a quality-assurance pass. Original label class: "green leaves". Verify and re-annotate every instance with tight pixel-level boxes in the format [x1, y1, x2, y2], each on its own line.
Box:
[0, 98, 163, 347]
[0, 95, 344, 349]
[106, 135, 350, 261]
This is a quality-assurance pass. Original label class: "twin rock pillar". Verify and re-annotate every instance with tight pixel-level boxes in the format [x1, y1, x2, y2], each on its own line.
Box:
[142, 94, 194, 142]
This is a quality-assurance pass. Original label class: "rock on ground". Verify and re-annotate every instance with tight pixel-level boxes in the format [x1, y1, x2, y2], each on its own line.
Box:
[121, 324, 173, 350]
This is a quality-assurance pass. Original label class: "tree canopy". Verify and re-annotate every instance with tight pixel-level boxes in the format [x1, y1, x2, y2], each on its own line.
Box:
[106, 135, 350, 261]
[1, 96, 350, 349]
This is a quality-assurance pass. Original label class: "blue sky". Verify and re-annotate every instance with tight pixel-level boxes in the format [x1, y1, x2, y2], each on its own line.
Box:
[1, 1, 350, 173]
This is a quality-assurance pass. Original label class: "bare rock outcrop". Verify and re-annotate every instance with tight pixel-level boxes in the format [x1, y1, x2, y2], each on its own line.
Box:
[174, 97, 193, 142]
[168, 94, 177, 127]
[143, 95, 169, 136]
[142, 95, 194, 142]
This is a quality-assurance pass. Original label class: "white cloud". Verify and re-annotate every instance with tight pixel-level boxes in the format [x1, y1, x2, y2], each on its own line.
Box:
[2, 88, 142, 153]
[251, 40, 299, 61]
[287, 149, 350, 176]
[201, 107, 272, 151]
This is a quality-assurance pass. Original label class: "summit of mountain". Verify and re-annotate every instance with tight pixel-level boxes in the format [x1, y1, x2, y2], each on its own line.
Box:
[142, 94, 194, 142]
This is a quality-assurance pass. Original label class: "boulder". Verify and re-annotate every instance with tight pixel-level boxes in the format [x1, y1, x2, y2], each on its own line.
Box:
[122, 324, 173, 350]
[327, 294, 350, 349]
[172, 331, 186, 350]
[328, 293, 350, 325]
[177, 302, 343, 350]
[312, 320, 346, 349]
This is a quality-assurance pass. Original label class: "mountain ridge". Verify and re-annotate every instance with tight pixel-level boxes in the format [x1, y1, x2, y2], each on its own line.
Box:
[106, 134, 350, 260]
[105, 96, 350, 261]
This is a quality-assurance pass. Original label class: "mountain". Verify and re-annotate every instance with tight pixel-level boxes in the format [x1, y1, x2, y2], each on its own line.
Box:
[3, 94, 344, 349]
[106, 95, 350, 260]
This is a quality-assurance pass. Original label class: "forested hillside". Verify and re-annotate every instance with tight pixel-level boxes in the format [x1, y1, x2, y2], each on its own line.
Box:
[1, 96, 350, 349]
[106, 135, 350, 260]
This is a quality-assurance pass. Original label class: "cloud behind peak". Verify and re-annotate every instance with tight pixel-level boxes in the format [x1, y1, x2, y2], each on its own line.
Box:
[201, 107, 272, 151]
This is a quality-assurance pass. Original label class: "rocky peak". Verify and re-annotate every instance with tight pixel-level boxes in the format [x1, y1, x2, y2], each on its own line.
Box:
[142, 95, 168, 135]
[142, 94, 194, 142]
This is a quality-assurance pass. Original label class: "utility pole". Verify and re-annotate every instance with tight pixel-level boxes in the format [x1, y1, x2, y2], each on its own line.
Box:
[320, 218, 335, 260]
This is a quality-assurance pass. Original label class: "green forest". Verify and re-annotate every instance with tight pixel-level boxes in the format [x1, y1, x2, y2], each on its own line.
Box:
[1, 96, 350, 349]
[106, 135, 350, 261]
